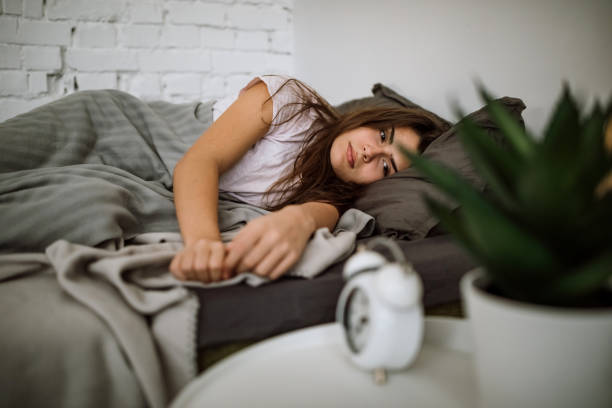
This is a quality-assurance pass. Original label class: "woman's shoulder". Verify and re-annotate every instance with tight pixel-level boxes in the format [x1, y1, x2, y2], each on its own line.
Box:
[241, 74, 303, 100]
[241, 75, 314, 127]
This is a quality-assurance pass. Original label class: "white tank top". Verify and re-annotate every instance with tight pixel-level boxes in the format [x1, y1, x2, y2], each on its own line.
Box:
[218, 75, 317, 207]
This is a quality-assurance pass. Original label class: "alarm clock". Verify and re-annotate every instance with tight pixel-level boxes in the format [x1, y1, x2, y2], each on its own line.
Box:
[336, 237, 424, 379]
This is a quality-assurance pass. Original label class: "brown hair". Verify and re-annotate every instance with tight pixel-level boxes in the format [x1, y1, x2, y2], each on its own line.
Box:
[262, 77, 449, 212]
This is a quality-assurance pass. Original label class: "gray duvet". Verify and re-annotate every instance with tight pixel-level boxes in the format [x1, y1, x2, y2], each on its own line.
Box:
[0, 91, 373, 407]
[0, 90, 210, 252]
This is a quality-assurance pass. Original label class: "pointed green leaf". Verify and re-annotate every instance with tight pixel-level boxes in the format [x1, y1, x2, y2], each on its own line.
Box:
[545, 251, 612, 303]
[457, 117, 521, 209]
[406, 84, 612, 305]
[541, 85, 582, 161]
[449, 101, 469, 123]
[401, 147, 485, 206]
[459, 200, 560, 275]
[424, 198, 540, 301]
[515, 161, 577, 218]
[423, 196, 482, 259]
[574, 104, 609, 192]
[478, 87, 537, 159]
[571, 194, 612, 254]
[515, 104, 610, 225]
[603, 92, 612, 117]
[404, 149, 561, 273]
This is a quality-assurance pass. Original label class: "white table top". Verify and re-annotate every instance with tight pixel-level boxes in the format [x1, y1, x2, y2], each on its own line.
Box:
[172, 317, 477, 408]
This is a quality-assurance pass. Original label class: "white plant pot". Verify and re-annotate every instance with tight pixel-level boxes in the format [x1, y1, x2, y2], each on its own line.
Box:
[461, 269, 612, 408]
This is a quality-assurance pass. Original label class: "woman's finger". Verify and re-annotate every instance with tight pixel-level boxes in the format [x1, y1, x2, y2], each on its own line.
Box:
[251, 243, 287, 277]
[208, 241, 226, 281]
[193, 241, 211, 283]
[170, 253, 186, 280]
[221, 244, 233, 279]
[236, 233, 278, 274]
[180, 250, 197, 280]
[269, 250, 299, 280]
[224, 222, 263, 273]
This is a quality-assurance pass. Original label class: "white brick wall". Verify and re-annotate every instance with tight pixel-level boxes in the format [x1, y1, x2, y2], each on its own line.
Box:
[28, 70, 47, 93]
[76, 24, 115, 48]
[0, 44, 20, 67]
[0, 0, 295, 122]
[0, 71, 27, 95]
[23, 46, 62, 70]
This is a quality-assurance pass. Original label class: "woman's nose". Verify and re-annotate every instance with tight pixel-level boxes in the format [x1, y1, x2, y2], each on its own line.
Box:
[363, 144, 383, 162]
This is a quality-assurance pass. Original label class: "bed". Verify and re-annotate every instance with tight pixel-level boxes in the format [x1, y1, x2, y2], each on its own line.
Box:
[0, 84, 525, 407]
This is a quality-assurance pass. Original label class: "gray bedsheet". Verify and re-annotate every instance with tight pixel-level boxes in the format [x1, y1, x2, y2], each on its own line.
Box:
[0, 91, 374, 408]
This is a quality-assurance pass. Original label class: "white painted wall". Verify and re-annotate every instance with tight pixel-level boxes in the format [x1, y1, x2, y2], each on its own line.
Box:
[294, 0, 612, 135]
[0, 0, 294, 122]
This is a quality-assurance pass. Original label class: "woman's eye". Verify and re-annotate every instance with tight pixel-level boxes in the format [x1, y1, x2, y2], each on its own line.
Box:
[380, 129, 386, 142]
[383, 161, 389, 177]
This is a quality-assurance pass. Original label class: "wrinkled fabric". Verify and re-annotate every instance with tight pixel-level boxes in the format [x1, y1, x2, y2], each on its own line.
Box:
[0, 90, 374, 408]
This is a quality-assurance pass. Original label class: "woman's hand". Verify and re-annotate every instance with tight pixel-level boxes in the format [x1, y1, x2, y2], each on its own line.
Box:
[222, 205, 316, 280]
[170, 238, 228, 283]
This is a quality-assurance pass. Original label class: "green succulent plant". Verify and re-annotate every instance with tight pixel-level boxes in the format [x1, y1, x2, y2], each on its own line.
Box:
[403, 86, 612, 307]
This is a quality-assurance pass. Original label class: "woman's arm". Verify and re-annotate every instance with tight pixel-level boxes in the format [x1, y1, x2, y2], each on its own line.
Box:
[170, 81, 273, 282]
[223, 201, 339, 280]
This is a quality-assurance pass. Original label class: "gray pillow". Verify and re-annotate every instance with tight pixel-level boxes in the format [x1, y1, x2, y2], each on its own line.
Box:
[352, 96, 526, 240]
[336, 83, 452, 130]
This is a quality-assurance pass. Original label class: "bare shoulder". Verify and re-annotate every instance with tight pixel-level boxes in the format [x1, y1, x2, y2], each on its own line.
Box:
[180, 79, 274, 173]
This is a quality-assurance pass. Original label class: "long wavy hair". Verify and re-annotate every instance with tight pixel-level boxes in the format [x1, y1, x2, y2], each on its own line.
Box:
[262, 77, 449, 212]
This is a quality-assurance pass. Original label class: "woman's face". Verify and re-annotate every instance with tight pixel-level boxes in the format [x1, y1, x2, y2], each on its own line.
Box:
[330, 126, 421, 184]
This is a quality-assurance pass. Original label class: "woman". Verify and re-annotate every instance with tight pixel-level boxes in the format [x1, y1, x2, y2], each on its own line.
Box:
[170, 75, 446, 283]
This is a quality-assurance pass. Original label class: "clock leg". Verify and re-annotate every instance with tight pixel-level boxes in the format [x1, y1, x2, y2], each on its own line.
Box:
[373, 368, 387, 385]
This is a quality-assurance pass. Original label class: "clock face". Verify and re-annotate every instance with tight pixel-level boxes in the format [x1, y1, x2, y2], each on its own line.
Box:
[342, 287, 370, 353]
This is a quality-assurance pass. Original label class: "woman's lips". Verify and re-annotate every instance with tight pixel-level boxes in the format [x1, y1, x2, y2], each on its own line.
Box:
[347, 142, 355, 168]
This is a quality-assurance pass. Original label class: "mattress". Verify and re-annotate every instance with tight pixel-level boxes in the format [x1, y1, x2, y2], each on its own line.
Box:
[194, 234, 475, 347]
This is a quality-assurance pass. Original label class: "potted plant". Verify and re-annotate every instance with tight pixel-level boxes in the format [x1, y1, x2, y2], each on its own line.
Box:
[402, 86, 612, 408]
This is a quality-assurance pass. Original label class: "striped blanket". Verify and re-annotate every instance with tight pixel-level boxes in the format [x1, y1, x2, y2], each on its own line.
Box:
[0, 90, 374, 408]
[0, 90, 213, 408]
[0, 90, 213, 252]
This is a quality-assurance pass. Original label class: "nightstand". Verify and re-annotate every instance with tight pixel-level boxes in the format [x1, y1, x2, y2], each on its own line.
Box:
[172, 317, 477, 407]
